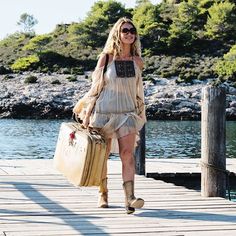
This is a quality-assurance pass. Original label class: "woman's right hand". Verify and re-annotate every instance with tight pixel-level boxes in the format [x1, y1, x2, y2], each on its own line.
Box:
[82, 116, 90, 128]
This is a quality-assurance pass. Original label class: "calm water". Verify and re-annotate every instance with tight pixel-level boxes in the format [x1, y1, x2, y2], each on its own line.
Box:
[0, 119, 236, 159]
[0, 119, 235, 201]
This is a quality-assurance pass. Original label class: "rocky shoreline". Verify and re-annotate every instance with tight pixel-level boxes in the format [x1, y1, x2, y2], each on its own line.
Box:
[0, 73, 236, 120]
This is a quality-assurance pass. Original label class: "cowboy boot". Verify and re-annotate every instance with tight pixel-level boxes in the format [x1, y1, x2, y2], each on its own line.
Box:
[123, 180, 144, 214]
[98, 178, 108, 208]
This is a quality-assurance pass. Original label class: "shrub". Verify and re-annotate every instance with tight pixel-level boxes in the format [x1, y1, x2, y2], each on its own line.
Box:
[40, 67, 49, 73]
[60, 68, 71, 74]
[11, 55, 39, 71]
[51, 79, 61, 85]
[0, 65, 11, 74]
[24, 75, 38, 84]
[214, 45, 236, 81]
[177, 70, 198, 84]
[143, 75, 156, 84]
[71, 67, 84, 75]
[3, 74, 14, 80]
[66, 75, 77, 82]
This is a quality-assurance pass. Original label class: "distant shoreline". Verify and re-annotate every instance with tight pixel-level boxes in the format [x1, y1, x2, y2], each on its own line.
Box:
[0, 73, 236, 120]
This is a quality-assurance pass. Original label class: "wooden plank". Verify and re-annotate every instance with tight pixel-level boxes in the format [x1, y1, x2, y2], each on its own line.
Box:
[0, 159, 236, 236]
[3, 225, 236, 236]
[1, 159, 236, 175]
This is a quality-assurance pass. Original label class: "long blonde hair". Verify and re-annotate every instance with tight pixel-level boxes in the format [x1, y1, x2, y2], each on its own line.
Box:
[102, 17, 141, 58]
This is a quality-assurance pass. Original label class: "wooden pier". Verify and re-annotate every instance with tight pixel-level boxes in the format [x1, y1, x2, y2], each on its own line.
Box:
[0, 159, 236, 236]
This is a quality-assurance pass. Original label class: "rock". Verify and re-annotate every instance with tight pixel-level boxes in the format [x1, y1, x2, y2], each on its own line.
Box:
[0, 73, 236, 120]
[230, 101, 236, 108]
[226, 107, 236, 120]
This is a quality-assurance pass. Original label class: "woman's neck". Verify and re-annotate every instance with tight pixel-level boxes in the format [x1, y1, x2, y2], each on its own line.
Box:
[120, 44, 131, 59]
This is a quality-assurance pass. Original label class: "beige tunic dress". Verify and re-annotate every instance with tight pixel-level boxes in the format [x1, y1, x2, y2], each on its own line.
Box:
[74, 59, 146, 153]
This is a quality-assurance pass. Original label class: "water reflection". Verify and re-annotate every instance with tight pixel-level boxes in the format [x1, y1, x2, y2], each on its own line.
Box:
[146, 120, 236, 159]
[146, 121, 201, 158]
[0, 119, 63, 159]
[0, 119, 235, 159]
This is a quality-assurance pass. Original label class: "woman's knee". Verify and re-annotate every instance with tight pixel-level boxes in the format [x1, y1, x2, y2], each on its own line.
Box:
[120, 151, 134, 167]
[120, 148, 133, 158]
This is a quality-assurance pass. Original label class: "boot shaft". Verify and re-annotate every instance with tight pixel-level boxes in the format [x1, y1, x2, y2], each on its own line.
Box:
[123, 180, 144, 214]
[123, 180, 135, 201]
[98, 178, 108, 208]
[99, 178, 108, 194]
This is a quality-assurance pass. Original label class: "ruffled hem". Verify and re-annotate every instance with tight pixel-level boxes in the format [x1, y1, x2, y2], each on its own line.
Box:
[89, 111, 145, 153]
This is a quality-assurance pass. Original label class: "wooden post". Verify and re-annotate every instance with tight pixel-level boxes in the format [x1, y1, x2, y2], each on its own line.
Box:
[135, 125, 146, 175]
[201, 86, 226, 197]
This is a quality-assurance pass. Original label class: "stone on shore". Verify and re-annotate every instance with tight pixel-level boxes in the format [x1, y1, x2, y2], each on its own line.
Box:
[0, 73, 236, 120]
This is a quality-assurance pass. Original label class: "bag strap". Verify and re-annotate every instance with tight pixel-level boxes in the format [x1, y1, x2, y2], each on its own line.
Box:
[103, 53, 109, 76]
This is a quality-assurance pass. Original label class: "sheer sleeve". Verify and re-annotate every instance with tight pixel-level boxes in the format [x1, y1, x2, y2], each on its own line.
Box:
[73, 66, 105, 120]
[136, 71, 147, 123]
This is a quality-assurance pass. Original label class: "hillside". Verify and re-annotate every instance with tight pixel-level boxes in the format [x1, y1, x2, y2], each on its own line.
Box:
[0, 0, 235, 82]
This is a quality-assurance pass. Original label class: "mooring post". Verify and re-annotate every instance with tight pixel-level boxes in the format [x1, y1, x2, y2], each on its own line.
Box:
[201, 86, 226, 197]
[135, 125, 146, 175]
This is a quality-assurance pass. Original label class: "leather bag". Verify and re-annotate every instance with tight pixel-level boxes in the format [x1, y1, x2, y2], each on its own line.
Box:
[54, 122, 107, 187]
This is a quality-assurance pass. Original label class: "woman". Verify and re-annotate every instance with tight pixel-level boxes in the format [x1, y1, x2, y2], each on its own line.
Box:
[73, 17, 146, 214]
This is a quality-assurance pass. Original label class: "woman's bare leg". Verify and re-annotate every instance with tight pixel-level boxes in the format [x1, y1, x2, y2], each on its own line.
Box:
[118, 133, 144, 213]
[118, 133, 136, 182]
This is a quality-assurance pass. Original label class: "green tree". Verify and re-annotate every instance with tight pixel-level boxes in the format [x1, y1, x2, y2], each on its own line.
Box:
[168, 0, 200, 48]
[135, 0, 151, 6]
[133, 1, 157, 35]
[68, 0, 128, 48]
[17, 13, 38, 35]
[204, 1, 236, 40]
[23, 35, 52, 54]
[133, 1, 169, 55]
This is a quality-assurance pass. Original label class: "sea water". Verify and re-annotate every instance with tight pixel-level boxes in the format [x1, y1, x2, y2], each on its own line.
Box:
[0, 119, 235, 201]
[0, 119, 236, 159]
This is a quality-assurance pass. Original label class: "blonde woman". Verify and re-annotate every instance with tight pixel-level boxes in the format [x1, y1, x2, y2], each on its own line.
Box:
[73, 17, 146, 214]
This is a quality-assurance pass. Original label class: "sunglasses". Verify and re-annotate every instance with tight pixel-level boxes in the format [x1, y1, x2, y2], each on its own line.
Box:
[121, 27, 137, 35]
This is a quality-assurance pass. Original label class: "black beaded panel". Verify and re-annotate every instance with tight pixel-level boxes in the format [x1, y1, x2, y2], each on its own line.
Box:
[114, 60, 135, 78]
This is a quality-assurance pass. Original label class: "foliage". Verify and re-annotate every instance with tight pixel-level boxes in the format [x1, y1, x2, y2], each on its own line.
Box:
[144, 54, 218, 80]
[168, 0, 200, 49]
[51, 79, 61, 85]
[68, 0, 129, 48]
[204, 1, 236, 40]
[66, 75, 77, 82]
[0, 65, 11, 74]
[23, 35, 52, 53]
[0, 0, 235, 83]
[37, 51, 81, 72]
[11, 55, 39, 71]
[0, 33, 32, 67]
[133, 1, 167, 55]
[0, 33, 28, 47]
[3, 74, 14, 80]
[24, 75, 38, 84]
[17, 13, 38, 35]
[215, 45, 236, 80]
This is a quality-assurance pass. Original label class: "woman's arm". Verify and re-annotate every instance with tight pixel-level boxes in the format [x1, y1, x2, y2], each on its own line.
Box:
[82, 53, 111, 127]
[95, 53, 109, 70]
[134, 56, 144, 71]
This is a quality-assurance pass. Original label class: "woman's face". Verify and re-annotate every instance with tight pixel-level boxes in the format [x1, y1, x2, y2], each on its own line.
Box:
[120, 22, 136, 45]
